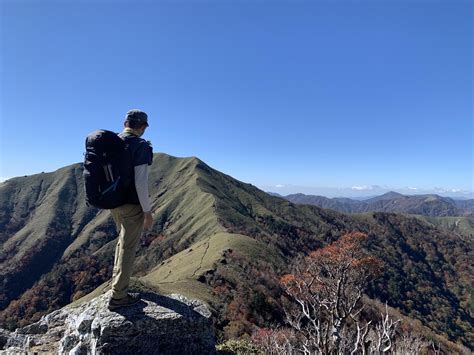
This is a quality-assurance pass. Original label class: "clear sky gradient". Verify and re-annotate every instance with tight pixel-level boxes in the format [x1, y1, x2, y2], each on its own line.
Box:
[1, 0, 472, 197]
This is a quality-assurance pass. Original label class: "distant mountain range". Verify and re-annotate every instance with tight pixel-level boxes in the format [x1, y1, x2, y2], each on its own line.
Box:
[271, 191, 474, 217]
[0, 154, 472, 350]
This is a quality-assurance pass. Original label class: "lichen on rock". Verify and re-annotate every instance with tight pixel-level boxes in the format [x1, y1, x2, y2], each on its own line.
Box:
[1, 291, 215, 354]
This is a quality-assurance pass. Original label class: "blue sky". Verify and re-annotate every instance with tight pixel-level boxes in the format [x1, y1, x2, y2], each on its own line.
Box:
[1, 0, 472, 197]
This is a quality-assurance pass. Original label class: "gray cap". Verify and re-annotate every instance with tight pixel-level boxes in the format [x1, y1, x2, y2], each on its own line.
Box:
[125, 109, 149, 126]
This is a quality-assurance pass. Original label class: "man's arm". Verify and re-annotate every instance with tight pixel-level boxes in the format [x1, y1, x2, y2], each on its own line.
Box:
[134, 164, 153, 229]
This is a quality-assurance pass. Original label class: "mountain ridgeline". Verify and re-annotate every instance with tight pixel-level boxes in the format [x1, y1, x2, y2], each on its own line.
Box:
[279, 191, 473, 217]
[279, 192, 474, 239]
[0, 154, 472, 349]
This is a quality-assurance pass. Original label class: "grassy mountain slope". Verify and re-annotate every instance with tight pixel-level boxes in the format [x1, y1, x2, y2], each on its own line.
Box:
[0, 153, 472, 347]
[0, 165, 97, 309]
[413, 215, 474, 239]
[140, 232, 284, 304]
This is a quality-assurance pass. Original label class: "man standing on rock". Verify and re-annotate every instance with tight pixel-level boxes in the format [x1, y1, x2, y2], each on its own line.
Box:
[108, 109, 154, 311]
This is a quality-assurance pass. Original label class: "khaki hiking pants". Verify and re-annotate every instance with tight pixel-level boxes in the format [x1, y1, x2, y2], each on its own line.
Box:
[110, 203, 144, 300]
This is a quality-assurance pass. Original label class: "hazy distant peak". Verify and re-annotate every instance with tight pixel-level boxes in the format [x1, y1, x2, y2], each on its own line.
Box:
[366, 191, 405, 202]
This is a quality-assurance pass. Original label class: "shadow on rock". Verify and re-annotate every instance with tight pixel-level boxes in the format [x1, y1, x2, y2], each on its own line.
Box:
[113, 292, 208, 320]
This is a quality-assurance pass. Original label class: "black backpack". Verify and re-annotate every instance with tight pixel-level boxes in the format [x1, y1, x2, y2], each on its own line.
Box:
[83, 130, 133, 209]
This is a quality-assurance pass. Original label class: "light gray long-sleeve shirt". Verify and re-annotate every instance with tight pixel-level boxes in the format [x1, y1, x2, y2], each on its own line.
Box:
[134, 164, 151, 213]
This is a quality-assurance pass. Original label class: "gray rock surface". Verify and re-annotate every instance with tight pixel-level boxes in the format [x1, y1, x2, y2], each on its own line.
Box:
[0, 291, 215, 354]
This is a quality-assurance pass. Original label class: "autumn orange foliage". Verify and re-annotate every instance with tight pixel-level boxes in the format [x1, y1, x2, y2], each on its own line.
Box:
[280, 232, 382, 294]
[277, 231, 386, 354]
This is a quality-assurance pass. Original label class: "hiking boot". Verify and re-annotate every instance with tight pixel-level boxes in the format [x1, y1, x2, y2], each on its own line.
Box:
[108, 293, 141, 311]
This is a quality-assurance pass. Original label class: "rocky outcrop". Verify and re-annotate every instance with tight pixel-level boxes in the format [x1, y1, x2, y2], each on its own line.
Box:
[0, 291, 215, 354]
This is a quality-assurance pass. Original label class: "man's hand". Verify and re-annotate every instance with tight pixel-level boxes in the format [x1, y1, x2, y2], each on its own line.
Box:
[143, 211, 154, 231]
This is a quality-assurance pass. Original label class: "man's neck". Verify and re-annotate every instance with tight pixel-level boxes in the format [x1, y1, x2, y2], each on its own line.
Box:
[123, 127, 143, 137]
